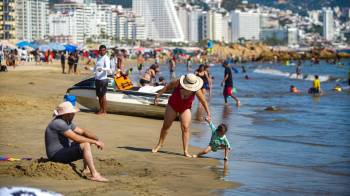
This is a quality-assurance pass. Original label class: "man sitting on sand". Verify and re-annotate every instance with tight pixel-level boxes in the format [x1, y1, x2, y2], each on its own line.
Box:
[45, 102, 108, 182]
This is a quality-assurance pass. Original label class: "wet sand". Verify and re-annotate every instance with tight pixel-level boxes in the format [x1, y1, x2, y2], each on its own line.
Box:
[0, 62, 238, 195]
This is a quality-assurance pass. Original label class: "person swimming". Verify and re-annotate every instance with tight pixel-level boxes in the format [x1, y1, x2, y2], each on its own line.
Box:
[333, 84, 342, 92]
[290, 85, 300, 93]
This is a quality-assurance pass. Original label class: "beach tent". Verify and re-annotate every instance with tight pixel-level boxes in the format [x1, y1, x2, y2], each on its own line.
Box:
[64, 44, 77, 53]
[48, 43, 65, 51]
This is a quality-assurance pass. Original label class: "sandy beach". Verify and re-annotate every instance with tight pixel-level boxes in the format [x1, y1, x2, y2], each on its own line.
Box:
[0, 62, 238, 195]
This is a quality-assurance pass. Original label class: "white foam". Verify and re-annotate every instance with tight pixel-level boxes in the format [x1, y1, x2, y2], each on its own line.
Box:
[253, 68, 331, 82]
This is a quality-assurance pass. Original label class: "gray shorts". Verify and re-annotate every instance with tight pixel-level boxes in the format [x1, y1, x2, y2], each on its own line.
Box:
[95, 79, 108, 98]
[51, 142, 83, 163]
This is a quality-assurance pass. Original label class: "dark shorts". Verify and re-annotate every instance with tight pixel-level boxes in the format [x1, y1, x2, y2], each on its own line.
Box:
[51, 142, 83, 163]
[223, 86, 233, 96]
[202, 82, 210, 90]
[140, 78, 151, 86]
[308, 87, 320, 94]
[138, 64, 143, 71]
[95, 79, 108, 97]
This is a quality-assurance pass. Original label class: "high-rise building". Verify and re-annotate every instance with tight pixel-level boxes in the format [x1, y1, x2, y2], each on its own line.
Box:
[222, 13, 230, 43]
[308, 10, 321, 24]
[50, 3, 116, 44]
[323, 8, 334, 41]
[1, 0, 16, 40]
[176, 5, 202, 43]
[202, 10, 224, 41]
[188, 8, 202, 43]
[231, 10, 260, 42]
[176, 5, 188, 41]
[48, 10, 78, 43]
[16, 0, 49, 41]
[287, 27, 298, 46]
[113, 9, 146, 41]
[132, 0, 184, 42]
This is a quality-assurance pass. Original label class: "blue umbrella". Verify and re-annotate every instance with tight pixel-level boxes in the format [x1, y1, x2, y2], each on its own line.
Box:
[64, 44, 77, 53]
[16, 41, 30, 48]
[48, 43, 65, 51]
[39, 44, 50, 52]
[28, 42, 39, 49]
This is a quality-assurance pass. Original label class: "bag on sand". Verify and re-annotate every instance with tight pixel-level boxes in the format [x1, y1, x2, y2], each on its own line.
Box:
[0, 65, 7, 72]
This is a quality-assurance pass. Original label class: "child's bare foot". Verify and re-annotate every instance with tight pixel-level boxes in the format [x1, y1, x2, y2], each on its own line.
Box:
[236, 101, 241, 107]
[88, 173, 109, 182]
[152, 145, 162, 153]
[192, 154, 198, 158]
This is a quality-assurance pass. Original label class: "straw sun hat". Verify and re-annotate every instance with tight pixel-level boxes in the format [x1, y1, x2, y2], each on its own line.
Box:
[53, 101, 80, 116]
[180, 73, 203, 92]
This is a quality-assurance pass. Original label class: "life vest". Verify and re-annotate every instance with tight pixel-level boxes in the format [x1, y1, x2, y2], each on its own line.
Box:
[114, 74, 133, 90]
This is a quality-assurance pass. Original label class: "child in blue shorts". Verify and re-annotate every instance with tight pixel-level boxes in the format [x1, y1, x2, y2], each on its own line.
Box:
[193, 119, 231, 160]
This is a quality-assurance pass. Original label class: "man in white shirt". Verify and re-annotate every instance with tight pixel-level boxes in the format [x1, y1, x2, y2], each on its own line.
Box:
[93, 45, 112, 115]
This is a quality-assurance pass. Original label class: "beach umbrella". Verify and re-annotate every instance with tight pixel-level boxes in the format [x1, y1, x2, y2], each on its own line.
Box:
[0, 41, 16, 49]
[39, 44, 50, 52]
[64, 44, 77, 53]
[135, 47, 144, 53]
[173, 48, 186, 55]
[48, 43, 65, 51]
[16, 41, 31, 48]
[28, 42, 39, 49]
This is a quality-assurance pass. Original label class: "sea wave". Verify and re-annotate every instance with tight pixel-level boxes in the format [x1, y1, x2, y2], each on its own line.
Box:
[253, 68, 344, 82]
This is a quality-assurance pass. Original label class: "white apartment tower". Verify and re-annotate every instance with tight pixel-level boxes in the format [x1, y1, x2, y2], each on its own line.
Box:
[176, 5, 202, 43]
[202, 10, 224, 41]
[323, 8, 334, 41]
[132, 0, 184, 42]
[51, 3, 116, 44]
[188, 9, 202, 42]
[231, 10, 260, 42]
[176, 6, 189, 41]
[16, 0, 49, 41]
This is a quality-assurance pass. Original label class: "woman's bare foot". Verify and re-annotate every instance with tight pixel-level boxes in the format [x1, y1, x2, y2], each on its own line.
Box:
[82, 168, 91, 176]
[152, 145, 162, 153]
[88, 173, 109, 182]
[184, 153, 193, 158]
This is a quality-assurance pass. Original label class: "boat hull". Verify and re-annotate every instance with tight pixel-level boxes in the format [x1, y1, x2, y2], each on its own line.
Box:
[68, 88, 168, 119]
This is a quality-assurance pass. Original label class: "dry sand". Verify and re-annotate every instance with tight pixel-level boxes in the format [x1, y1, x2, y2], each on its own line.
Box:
[0, 62, 238, 195]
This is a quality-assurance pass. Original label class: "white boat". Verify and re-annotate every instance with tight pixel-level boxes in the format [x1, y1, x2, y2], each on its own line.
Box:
[66, 76, 170, 119]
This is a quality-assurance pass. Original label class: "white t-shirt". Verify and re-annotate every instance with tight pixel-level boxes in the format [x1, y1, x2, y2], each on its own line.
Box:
[93, 55, 111, 80]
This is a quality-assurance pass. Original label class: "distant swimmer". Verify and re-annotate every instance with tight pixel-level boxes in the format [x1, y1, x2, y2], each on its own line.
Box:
[290, 85, 300, 93]
[296, 60, 302, 79]
[333, 84, 342, 92]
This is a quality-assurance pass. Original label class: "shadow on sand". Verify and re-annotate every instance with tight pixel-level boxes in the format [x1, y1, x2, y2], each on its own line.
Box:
[117, 146, 184, 157]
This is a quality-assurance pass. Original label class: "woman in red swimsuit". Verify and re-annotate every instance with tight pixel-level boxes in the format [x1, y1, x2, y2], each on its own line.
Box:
[152, 73, 211, 157]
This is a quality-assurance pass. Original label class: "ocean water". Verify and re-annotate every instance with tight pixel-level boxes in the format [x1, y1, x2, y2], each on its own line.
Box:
[188, 60, 350, 196]
[130, 59, 350, 195]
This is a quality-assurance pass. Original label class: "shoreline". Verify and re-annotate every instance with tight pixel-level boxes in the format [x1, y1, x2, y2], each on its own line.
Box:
[0, 63, 239, 195]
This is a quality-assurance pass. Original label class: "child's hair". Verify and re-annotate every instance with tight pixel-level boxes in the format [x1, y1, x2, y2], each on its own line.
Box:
[315, 75, 319, 79]
[217, 123, 228, 133]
